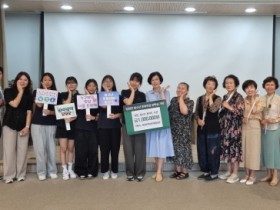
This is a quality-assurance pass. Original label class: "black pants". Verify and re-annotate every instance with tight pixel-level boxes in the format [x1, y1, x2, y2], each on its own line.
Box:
[75, 129, 98, 176]
[99, 128, 121, 173]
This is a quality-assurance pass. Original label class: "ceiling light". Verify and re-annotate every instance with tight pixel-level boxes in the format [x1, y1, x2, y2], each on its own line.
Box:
[123, 6, 135, 11]
[2, 4, 9, 9]
[245, 8, 256, 13]
[185, 7, 196, 12]
[61, 5, 72, 10]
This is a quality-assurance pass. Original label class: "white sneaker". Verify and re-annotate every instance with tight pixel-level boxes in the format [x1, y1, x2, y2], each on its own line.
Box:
[62, 169, 70, 180]
[17, 177, 25, 182]
[49, 173, 58, 179]
[218, 171, 231, 180]
[111, 172, 118, 179]
[5, 178, 13, 184]
[103, 171, 110, 180]
[68, 169, 77, 179]
[38, 175, 46, 181]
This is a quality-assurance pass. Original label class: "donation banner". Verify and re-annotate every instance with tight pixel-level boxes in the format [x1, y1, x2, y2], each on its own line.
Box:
[35, 88, 58, 105]
[77, 94, 98, 110]
[123, 100, 170, 135]
[98, 91, 119, 106]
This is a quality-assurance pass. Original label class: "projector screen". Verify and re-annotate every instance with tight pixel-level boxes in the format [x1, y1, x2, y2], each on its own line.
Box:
[44, 13, 273, 99]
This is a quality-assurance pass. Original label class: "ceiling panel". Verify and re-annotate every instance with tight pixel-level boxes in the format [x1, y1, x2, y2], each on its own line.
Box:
[2, 0, 280, 15]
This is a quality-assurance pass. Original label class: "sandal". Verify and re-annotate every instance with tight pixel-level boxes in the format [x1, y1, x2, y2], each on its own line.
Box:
[169, 171, 181, 178]
[176, 172, 189, 180]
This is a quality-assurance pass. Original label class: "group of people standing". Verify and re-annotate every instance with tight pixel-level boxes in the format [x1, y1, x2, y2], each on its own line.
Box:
[195, 75, 280, 186]
[0, 68, 279, 186]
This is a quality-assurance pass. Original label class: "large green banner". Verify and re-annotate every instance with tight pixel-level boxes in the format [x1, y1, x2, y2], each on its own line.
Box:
[123, 100, 170, 135]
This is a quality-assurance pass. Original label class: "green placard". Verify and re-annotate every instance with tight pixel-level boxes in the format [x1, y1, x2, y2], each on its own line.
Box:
[123, 100, 170, 135]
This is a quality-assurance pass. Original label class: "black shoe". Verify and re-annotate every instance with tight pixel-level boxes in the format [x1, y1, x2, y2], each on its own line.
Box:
[176, 172, 189, 180]
[0, 176, 3, 180]
[136, 176, 144, 182]
[197, 173, 210, 180]
[205, 175, 218, 181]
[169, 171, 180, 178]
[126, 176, 135, 181]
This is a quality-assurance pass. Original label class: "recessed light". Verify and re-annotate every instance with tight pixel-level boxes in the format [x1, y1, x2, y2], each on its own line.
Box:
[185, 7, 196, 12]
[245, 8, 256, 13]
[123, 6, 135, 11]
[61, 5, 72, 10]
[2, 4, 9, 9]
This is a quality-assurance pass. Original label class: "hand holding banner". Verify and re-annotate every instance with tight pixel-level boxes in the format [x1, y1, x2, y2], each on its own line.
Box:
[54, 103, 77, 130]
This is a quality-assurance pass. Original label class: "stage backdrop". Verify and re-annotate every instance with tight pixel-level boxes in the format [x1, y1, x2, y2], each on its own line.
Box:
[44, 14, 273, 98]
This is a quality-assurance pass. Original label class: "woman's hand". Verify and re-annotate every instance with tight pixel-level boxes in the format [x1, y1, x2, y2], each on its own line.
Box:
[160, 85, 170, 94]
[19, 127, 30, 137]
[17, 80, 24, 93]
[84, 88, 90, 95]
[43, 109, 52, 116]
[197, 119, 205, 126]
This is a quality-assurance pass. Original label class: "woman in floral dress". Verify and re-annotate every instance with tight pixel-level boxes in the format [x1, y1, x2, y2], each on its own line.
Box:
[219, 74, 244, 184]
[169, 82, 194, 180]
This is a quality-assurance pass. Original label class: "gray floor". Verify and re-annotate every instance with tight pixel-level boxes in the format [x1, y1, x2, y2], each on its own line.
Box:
[0, 171, 280, 210]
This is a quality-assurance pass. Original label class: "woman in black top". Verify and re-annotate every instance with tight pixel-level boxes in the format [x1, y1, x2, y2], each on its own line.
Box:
[195, 76, 222, 181]
[31, 72, 58, 181]
[75, 79, 99, 179]
[56, 77, 78, 180]
[3, 71, 33, 184]
[98, 75, 122, 180]
[121, 73, 146, 181]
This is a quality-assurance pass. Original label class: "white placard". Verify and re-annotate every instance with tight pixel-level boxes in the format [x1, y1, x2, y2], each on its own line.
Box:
[132, 107, 163, 131]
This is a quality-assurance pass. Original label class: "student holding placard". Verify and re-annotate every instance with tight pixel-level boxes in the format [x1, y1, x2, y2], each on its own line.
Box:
[74, 79, 99, 179]
[3, 72, 33, 184]
[121, 73, 146, 182]
[260, 77, 280, 186]
[56, 76, 78, 180]
[98, 75, 122, 180]
[240, 80, 265, 185]
[219, 74, 244, 184]
[146, 71, 174, 182]
[31, 73, 58, 181]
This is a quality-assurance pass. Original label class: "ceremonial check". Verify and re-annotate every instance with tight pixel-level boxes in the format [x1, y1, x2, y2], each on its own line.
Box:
[54, 103, 77, 130]
[35, 88, 58, 104]
[123, 100, 170, 135]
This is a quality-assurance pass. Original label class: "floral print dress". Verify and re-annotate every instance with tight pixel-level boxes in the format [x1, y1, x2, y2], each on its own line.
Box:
[219, 92, 244, 163]
[169, 97, 194, 169]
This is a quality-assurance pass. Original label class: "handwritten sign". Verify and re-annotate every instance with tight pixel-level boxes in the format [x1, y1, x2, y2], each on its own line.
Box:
[123, 100, 170, 135]
[77, 94, 98, 110]
[55, 103, 77, 120]
[98, 91, 119, 106]
[35, 88, 58, 105]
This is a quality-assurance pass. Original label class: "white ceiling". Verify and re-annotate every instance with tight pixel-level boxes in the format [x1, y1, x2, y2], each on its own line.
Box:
[2, 0, 280, 15]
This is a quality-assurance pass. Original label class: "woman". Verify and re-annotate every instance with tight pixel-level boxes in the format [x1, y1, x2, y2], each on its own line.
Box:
[260, 76, 280, 186]
[146, 71, 174, 182]
[31, 73, 58, 181]
[195, 76, 221, 181]
[56, 76, 78, 180]
[98, 75, 122, 180]
[3, 71, 33, 184]
[169, 82, 194, 180]
[219, 74, 244, 184]
[121, 72, 146, 182]
[240, 80, 265, 185]
[74, 79, 99, 179]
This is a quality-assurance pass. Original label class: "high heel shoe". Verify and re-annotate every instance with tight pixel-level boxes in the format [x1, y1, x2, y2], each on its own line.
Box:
[155, 173, 163, 182]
